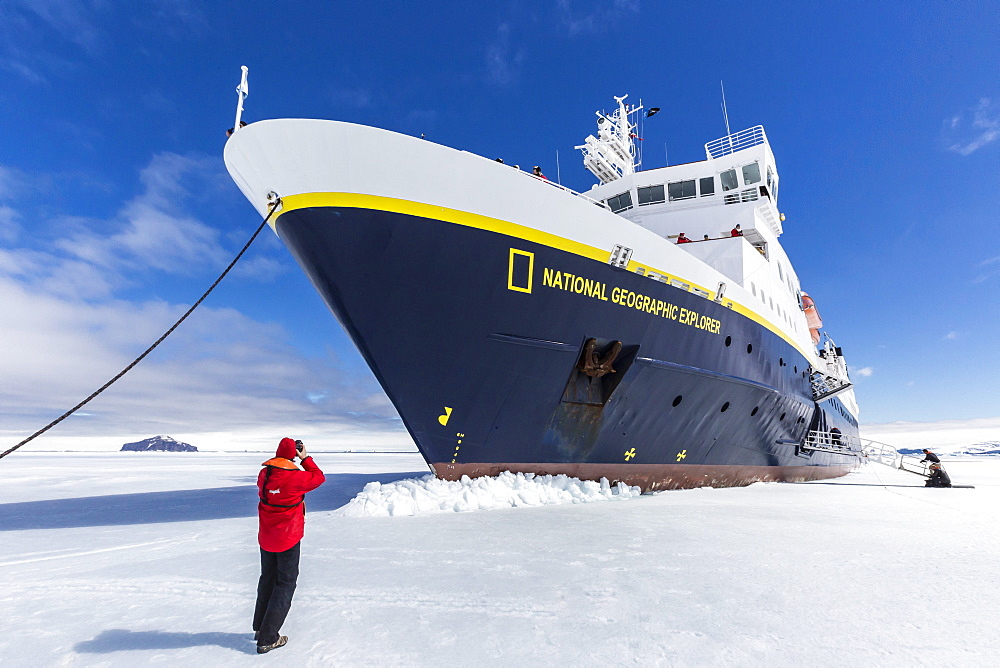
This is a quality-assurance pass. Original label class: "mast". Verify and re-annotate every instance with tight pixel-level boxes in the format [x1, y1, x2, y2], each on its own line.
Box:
[575, 94, 644, 185]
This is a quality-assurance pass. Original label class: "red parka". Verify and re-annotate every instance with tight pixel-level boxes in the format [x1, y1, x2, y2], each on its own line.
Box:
[257, 437, 326, 552]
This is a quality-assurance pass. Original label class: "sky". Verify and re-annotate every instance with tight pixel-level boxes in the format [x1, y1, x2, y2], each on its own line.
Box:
[1, 1, 998, 451]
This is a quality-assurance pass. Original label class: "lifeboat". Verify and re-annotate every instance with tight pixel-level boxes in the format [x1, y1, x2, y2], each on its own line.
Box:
[801, 292, 823, 346]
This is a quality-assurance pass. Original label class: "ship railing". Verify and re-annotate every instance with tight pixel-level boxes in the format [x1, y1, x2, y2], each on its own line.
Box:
[801, 430, 860, 455]
[704, 126, 768, 159]
[503, 163, 610, 209]
[810, 371, 853, 402]
[858, 438, 931, 476]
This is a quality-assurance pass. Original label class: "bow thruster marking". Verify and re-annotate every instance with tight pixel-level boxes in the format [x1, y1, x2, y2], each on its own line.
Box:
[624, 448, 636, 461]
[676, 449, 688, 462]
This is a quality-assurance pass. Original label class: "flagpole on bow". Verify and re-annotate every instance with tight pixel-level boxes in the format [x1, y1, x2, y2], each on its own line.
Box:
[233, 65, 249, 132]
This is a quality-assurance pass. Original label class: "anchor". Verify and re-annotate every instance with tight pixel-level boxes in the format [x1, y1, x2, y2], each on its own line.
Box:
[577, 338, 622, 378]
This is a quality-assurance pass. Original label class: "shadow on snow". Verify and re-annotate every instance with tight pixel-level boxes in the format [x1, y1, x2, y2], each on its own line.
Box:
[0, 471, 423, 531]
[74, 629, 254, 654]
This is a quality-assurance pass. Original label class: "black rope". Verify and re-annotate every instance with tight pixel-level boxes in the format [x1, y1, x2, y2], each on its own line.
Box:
[0, 200, 282, 460]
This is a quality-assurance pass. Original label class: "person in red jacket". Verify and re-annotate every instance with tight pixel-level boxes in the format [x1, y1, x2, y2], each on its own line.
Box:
[253, 437, 325, 654]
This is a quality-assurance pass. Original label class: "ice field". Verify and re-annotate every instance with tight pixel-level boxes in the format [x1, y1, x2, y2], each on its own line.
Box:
[1, 451, 998, 666]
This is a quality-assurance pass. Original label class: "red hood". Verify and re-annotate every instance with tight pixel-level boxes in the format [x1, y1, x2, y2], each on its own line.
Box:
[276, 437, 297, 459]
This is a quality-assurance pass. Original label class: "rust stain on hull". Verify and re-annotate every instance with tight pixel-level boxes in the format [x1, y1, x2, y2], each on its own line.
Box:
[433, 462, 856, 492]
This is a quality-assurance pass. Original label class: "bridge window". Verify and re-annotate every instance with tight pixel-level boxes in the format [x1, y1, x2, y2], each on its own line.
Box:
[667, 180, 696, 201]
[720, 169, 738, 191]
[607, 191, 633, 213]
[637, 184, 665, 205]
[699, 177, 715, 196]
[742, 162, 761, 185]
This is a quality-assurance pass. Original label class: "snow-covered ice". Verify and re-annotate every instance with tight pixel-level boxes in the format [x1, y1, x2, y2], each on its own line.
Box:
[2, 451, 999, 665]
[335, 471, 641, 517]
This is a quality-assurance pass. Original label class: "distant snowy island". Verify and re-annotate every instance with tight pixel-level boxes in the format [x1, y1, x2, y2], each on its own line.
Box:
[898, 441, 1000, 457]
[120, 435, 197, 452]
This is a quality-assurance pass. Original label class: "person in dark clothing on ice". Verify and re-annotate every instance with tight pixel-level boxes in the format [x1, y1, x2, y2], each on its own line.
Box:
[253, 437, 326, 654]
[925, 462, 952, 488]
[920, 449, 941, 464]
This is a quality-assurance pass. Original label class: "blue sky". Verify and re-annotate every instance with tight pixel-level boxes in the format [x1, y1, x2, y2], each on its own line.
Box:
[1, 1, 998, 450]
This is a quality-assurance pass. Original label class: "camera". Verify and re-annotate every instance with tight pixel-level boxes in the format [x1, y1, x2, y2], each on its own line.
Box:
[294, 439, 304, 450]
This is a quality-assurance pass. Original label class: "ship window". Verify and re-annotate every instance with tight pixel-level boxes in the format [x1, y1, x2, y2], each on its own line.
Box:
[725, 335, 732, 347]
[720, 169, 738, 191]
[699, 177, 715, 196]
[777, 263, 784, 282]
[751, 283, 757, 296]
[746, 343, 753, 353]
[607, 191, 633, 213]
[751, 406, 759, 416]
[672, 395, 683, 407]
[721, 402, 730, 412]
[667, 180, 696, 201]
[742, 162, 761, 185]
[767, 166, 774, 191]
[637, 184, 665, 205]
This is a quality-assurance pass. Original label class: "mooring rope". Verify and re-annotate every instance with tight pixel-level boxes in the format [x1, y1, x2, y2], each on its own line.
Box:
[0, 200, 281, 460]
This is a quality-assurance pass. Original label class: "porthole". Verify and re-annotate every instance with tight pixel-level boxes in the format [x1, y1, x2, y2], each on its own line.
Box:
[751, 406, 759, 416]
[779, 357, 784, 366]
[721, 402, 730, 412]
[779, 412, 786, 421]
[725, 335, 732, 347]
[746, 343, 753, 354]
[672, 395, 683, 407]
[793, 366, 798, 374]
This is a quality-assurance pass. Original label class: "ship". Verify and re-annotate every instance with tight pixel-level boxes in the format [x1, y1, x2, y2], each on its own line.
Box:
[224, 94, 863, 491]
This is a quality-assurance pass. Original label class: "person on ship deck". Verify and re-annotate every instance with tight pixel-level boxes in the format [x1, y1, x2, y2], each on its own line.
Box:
[676, 232, 692, 244]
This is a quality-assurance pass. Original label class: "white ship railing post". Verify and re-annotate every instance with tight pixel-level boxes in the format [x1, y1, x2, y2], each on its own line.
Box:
[233, 65, 249, 133]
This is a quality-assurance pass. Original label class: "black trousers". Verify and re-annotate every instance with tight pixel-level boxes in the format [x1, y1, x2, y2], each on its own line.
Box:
[253, 541, 300, 645]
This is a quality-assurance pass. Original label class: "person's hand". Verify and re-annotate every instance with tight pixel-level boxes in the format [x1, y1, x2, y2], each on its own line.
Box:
[296, 443, 308, 460]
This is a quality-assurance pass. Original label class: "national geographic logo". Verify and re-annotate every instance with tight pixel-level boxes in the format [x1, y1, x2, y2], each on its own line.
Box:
[507, 248, 534, 293]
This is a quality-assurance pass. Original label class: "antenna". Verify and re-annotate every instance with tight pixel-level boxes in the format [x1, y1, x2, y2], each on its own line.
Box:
[233, 66, 249, 133]
[720, 80, 731, 137]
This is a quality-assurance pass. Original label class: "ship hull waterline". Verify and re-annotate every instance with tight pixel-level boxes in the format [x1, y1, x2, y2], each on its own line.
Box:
[274, 202, 861, 492]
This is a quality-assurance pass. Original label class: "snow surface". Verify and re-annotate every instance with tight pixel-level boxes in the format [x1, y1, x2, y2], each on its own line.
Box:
[2, 451, 999, 666]
[335, 471, 641, 517]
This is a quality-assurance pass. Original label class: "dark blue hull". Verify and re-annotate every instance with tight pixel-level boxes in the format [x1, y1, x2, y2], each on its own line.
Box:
[276, 205, 860, 490]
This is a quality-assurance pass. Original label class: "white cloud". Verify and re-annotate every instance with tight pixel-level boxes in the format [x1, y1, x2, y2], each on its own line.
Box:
[946, 98, 1000, 156]
[0, 205, 20, 242]
[486, 23, 525, 86]
[557, 0, 640, 36]
[853, 366, 874, 377]
[974, 254, 1000, 284]
[53, 153, 228, 278]
[944, 331, 959, 340]
[0, 273, 401, 446]
[5, 0, 106, 55]
[0, 153, 405, 453]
